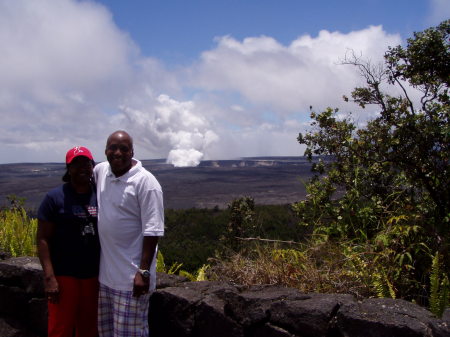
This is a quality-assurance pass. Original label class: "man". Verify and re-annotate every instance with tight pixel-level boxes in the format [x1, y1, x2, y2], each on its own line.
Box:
[94, 130, 164, 337]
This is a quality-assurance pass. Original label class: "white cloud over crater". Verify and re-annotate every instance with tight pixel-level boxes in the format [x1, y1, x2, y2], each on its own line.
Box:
[118, 94, 218, 167]
[0, 0, 406, 165]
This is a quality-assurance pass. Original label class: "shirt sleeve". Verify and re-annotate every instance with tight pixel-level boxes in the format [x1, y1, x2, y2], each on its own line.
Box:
[93, 162, 100, 184]
[37, 192, 56, 222]
[138, 178, 165, 237]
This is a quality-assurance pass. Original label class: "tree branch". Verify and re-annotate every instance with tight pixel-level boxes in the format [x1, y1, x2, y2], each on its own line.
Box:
[235, 237, 302, 245]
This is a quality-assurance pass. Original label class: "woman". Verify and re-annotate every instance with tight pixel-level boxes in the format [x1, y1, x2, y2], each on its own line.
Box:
[37, 146, 100, 337]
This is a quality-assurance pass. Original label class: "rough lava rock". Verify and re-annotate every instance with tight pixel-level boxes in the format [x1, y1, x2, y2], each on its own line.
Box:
[334, 298, 449, 337]
[1, 257, 449, 337]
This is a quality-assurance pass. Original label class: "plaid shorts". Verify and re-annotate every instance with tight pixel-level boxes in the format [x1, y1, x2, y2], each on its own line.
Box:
[98, 283, 151, 337]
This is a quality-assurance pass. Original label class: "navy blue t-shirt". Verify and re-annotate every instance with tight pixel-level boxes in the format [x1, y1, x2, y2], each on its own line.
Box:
[38, 183, 100, 279]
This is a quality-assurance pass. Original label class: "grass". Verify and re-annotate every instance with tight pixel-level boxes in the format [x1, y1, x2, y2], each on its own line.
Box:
[209, 240, 385, 299]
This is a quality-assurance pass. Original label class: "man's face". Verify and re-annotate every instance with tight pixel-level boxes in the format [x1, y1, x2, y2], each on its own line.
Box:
[105, 133, 133, 177]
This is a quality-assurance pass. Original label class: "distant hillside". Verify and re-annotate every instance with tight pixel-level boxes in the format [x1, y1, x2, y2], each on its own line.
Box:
[0, 157, 317, 212]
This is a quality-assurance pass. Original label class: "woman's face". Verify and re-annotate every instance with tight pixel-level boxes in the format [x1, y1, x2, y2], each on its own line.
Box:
[68, 156, 93, 186]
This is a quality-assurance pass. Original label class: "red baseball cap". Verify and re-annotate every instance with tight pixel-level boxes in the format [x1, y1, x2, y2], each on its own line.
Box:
[66, 146, 94, 164]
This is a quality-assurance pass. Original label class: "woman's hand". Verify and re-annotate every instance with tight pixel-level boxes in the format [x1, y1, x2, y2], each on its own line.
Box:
[44, 275, 59, 304]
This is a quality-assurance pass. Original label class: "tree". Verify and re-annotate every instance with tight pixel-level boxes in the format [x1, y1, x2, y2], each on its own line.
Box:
[294, 20, 449, 302]
[221, 196, 256, 251]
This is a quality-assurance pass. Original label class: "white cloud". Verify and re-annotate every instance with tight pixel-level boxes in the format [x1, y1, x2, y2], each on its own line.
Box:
[118, 94, 219, 167]
[167, 149, 204, 167]
[0, 0, 137, 162]
[183, 26, 402, 160]
[0, 0, 407, 166]
[0, 0, 135, 97]
[191, 26, 401, 114]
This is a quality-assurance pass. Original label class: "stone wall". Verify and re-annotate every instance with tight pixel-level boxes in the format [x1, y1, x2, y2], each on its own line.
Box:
[1, 257, 449, 337]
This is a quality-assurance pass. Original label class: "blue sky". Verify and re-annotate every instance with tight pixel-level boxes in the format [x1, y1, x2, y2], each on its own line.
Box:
[0, 0, 448, 165]
[97, 0, 429, 62]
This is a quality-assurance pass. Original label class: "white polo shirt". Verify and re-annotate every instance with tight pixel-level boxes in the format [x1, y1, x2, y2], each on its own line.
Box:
[94, 159, 164, 291]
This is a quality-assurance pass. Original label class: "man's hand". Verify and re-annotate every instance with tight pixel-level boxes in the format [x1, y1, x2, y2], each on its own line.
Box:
[133, 272, 150, 297]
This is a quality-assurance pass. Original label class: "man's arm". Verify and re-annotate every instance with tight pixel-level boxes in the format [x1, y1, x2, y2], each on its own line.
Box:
[133, 236, 159, 297]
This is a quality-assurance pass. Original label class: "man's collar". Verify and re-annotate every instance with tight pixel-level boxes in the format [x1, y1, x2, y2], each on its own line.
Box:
[106, 158, 141, 180]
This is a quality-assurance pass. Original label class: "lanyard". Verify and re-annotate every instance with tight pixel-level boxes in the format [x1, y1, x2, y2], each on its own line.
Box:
[80, 204, 96, 237]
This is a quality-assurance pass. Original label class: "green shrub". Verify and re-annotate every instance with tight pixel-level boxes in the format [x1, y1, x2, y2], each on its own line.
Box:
[0, 205, 37, 257]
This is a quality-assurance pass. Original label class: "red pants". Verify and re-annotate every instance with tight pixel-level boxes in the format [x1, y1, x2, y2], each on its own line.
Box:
[47, 276, 99, 337]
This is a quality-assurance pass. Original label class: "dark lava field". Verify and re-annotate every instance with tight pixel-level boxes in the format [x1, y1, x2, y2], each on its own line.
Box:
[0, 157, 315, 212]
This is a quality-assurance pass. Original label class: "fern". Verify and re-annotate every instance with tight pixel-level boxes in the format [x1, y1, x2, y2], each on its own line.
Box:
[386, 278, 396, 299]
[179, 270, 195, 281]
[373, 273, 386, 298]
[429, 252, 449, 317]
[430, 252, 441, 315]
[179, 264, 210, 281]
[438, 276, 449, 318]
[167, 262, 183, 275]
[156, 250, 184, 275]
[196, 264, 209, 281]
[372, 272, 396, 299]
[156, 250, 208, 281]
[156, 250, 166, 273]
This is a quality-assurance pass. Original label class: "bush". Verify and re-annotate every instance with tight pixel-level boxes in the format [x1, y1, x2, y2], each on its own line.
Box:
[0, 203, 37, 257]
